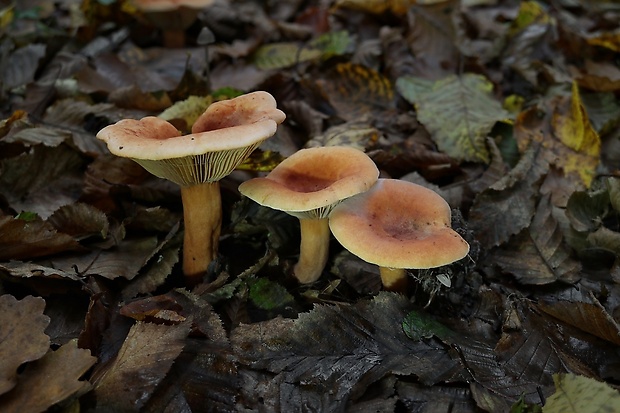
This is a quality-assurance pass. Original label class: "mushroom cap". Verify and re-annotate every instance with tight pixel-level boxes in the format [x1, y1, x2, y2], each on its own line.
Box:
[96, 91, 286, 186]
[238, 146, 379, 219]
[132, 0, 215, 12]
[329, 179, 470, 269]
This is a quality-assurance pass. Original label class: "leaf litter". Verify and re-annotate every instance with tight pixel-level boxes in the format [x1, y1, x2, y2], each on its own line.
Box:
[1, 0, 620, 412]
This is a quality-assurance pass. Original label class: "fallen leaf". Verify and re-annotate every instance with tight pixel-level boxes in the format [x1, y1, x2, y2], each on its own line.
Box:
[397, 73, 510, 163]
[93, 320, 191, 411]
[490, 195, 582, 285]
[515, 82, 601, 187]
[0, 295, 50, 395]
[316, 62, 395, 122]
[0, 339, 96, 413]
[542, 374, 620, 413]
[0, 214, 83, 261]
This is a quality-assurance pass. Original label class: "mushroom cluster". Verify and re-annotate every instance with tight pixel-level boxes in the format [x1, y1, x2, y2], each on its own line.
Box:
[97, 91, 285, 285]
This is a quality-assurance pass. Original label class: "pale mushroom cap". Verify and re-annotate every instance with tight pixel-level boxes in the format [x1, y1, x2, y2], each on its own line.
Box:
[132, 0, 215, 12]
[96, 91, 286, 186]
[238, 146, 379, 219]
[329, 179, 470, 269]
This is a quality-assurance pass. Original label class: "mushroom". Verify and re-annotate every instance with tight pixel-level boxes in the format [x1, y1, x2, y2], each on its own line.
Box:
[238, 146, 379, 284]
[97, 91, 286, 284]
[328, 179, 470, 292]
[131, 0, 215, 48]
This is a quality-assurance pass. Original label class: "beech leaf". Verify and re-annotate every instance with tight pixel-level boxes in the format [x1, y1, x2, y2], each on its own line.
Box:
[0, 215, 83, 261]
[0, 295, 50, 395]
[93, 320, 191, 411]
[232, 293, 462, 411]
[490, 195, 581, 284]
[396, 73, 510, 163]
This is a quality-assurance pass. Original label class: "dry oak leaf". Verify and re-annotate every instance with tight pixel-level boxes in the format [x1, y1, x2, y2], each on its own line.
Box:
[515, 82, 601, 187]
[0, 295, 50, 395]
[0, 339, 96, 413]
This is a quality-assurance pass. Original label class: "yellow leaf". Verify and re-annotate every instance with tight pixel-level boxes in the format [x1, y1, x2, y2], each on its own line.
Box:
[316, 63, 394, 121]
[585, 29, 620, 53]
[552, 82, 601, 186]
[515, 82, 600, 187]
[509, 1, 550, 35]
[237, 149, 285, 172]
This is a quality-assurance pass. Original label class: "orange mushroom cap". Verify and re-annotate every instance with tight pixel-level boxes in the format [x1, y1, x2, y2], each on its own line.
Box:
[329, 179, 470, 269]
[96, 91, 286, 186]
[238, 146, 379, 219]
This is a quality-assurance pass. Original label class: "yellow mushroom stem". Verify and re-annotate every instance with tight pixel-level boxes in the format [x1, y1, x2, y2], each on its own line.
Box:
[379, 267, 408, 293]
[294, 218, 331, 284]
[180, 181, 222, 285]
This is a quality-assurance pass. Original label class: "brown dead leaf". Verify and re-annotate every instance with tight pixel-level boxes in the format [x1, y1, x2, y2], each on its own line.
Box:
[315, 63, 395, 122]
[0, 339, 96, 413]
[93, 320, 191, 411]
[539, 298, 620, 347]
[0, 295, 50, 395]
[489, 195, 581, 285]
[0, 214, 84, 261]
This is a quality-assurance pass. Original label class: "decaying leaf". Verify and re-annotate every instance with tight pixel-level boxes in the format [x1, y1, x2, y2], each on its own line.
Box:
[232, 293, 464, 411]
[468, 144, 546, 248]
[253, 31, 353, 70]
[0, 144, 87, 218]
[0, 295, 50, 395]
[539, 299, 620, 347]
[542, 374, 620, 413]
[93, 320, 191, 411]
[305, 121, 380, 151]
[515, 82, 601, 187]
[0, 214, 84, 261]
[396, 73, 510, 163]
[316, 62, 395, 121]
[47, 202, 110, 241]
[489, 195, 581, 285]
[0, 339, 96, 413]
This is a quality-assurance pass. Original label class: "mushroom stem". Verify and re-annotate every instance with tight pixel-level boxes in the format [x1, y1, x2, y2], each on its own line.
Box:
[294, 218, 331, 284]
[180, 181, 222, 284]
[162, 29, 185, 48]
[379, 267, 408, 293]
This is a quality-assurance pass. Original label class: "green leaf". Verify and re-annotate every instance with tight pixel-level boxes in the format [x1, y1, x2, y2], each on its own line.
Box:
[158, 95, 213, 130]
[253, 31, 353, 70]
[542, 374, 620, 413]
[396, 74, 510, 163]
[248, 278, 294, 310]
[402, 310, 455, 342]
